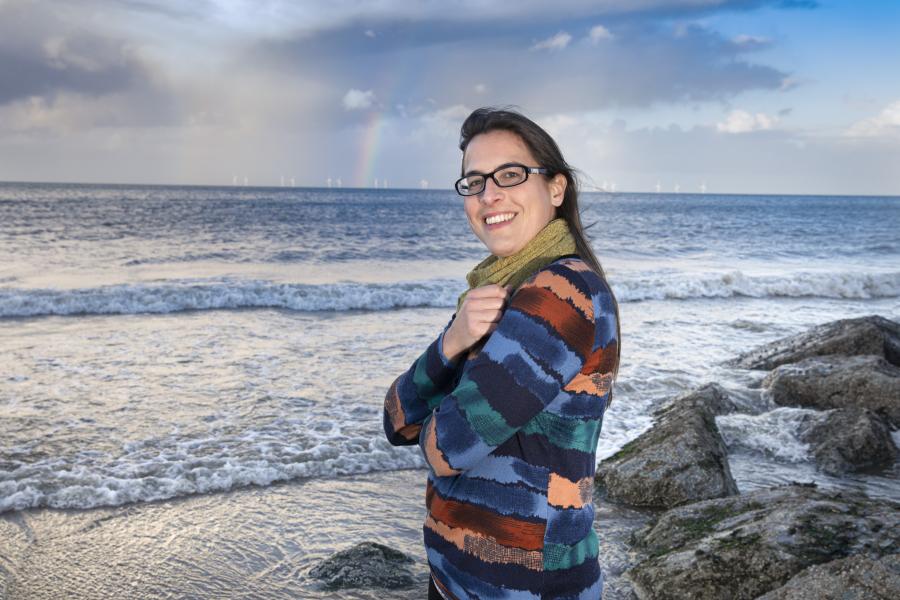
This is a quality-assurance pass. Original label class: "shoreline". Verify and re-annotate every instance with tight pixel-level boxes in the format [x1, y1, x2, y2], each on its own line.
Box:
[1, 469, 432, 600]
[0, 466, 660, 600]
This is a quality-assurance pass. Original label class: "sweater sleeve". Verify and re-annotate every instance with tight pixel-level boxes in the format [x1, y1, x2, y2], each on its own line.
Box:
[383, 316, 465, 446]
[419, 263, 602, 477]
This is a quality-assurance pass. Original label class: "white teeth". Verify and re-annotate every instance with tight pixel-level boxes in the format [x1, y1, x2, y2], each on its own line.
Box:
[485, 213, 515, 225]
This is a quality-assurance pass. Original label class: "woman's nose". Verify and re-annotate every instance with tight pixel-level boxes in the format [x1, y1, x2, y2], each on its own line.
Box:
[479, 177, 504, 204]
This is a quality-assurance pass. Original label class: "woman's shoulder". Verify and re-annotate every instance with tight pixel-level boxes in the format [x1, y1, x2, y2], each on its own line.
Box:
[514, 256, 614, 323]
[537, 255, 614, 298]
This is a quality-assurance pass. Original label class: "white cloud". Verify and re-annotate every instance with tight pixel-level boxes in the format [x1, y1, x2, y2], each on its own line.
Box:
[589, 24, 613, 43]
[732, 34, 770, 48]
[532, 31, 572, 51]
[474, 83, 487, 94]
[364, 29, 375, 38]
[846, 100, 900, 138]
[342, 88, 375, 110]
[716, 109, 777, 133]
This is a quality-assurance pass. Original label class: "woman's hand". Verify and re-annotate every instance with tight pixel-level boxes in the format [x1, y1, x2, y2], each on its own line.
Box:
[441, 284, 510, 363]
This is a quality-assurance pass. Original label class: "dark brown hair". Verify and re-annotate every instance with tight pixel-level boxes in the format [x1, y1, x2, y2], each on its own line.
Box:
[459, 106, 622, 399]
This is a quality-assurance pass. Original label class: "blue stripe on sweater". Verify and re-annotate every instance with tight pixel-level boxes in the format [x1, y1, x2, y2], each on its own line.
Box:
[425, 531, 543, 598]
[463, 454, 549, 491]
[545, 505, 595, 545]
[428, 472, 546, 520]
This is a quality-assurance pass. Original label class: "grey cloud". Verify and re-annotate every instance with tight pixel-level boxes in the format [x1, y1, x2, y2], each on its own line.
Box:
[252, 18, 789, 126]
[550, 120, 898, 195]
[0, 1, 158, 105]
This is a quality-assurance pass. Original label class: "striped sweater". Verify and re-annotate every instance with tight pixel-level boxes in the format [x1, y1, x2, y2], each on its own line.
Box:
[384, 256, 619, 600]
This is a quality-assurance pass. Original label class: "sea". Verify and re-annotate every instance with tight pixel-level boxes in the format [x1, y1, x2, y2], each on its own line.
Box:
[0, 182, 899, 596]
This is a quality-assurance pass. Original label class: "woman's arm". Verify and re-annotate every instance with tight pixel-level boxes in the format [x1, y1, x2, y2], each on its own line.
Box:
[418, 262, 616, 476]
[383, 317, 465, 446]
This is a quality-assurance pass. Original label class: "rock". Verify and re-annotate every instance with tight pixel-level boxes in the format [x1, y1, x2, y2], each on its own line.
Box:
[308, 542, 417, 590]
[624, 483, 900, 600]
[729, 315, 900, 370]
[763, 355, 900, 427]
[676, 382, 741, 416]
[596, 384, 739, 509]
[754, 553, 900, 600]
[799, 407, 898, 475]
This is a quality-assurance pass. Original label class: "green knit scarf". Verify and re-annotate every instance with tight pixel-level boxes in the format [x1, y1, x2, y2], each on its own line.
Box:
[456, 217, 577, 312]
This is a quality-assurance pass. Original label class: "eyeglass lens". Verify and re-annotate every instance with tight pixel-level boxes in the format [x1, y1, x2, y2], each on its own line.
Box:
[458, 166, 527, 195]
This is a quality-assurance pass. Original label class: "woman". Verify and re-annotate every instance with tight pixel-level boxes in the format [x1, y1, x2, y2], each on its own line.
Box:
[383, 107, 621, 600]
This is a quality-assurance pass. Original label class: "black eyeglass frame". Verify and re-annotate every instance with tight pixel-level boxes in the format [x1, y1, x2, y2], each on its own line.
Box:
[454, 163, 549, 196]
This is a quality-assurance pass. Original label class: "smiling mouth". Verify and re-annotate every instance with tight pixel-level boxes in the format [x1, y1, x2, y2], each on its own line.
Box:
[484, 212, 516, 225]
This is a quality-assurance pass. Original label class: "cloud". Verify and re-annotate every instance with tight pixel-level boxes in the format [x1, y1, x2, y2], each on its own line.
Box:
[846, 100, 900, 138]
[716, 109, 778, 133]
[731, 34, 772, 49]
[521, 113, 898, 195]
[0, 1, 159, 106]
[0, 0, 839, 189]
[589, 24, 614, 43]
[342, 88, 376, 110]
[532, 31, 572, 51]
[254, 18, 790, 121]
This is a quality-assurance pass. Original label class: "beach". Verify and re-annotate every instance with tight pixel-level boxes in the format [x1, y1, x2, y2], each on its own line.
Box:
[1, 183, 899, 598]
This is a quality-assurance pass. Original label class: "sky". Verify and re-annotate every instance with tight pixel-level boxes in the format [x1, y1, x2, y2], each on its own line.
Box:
[1, 0, 899, 194]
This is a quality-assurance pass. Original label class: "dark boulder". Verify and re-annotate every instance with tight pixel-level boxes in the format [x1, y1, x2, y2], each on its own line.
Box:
[308, 542, 417, 590]
[763, 355, 900, 427]
[798, 407, 898, 475]
[625, 483, 900, 600]
[754, 553, 900, 600]
[596, 384, 739, 509]
[729, 316, 900, 370]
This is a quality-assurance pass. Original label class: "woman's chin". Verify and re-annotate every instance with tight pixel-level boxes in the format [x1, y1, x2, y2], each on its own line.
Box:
[477, 230, 525, 258]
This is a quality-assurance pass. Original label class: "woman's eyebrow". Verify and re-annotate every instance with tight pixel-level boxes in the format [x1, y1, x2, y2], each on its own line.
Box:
[463, 161, 520, 177]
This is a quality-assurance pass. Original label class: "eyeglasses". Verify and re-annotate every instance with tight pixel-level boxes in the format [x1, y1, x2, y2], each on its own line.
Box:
[455, 163, 548, 196]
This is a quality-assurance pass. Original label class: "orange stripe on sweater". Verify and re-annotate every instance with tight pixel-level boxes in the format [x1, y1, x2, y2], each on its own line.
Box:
[425, 516, 544, 571]
[428, 492, 546, 550]
[548, 472, 594, 509]
[531, 270, 593, 319]
[513, 286, 594, 358]
[423, 416, 460, 477]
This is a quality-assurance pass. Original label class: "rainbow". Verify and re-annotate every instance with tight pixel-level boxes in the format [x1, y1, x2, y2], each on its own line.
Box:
[354, 110, 386, 188]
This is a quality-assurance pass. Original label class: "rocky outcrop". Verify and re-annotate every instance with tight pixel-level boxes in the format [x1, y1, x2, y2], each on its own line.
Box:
[596, 384, 739, 509]
[625, 483, 900, 600]
[798, 407, 898, 475]
[754, 553, 900, 600]
[763, 355, 900, 426]
[729, 315, 900, 370]
[308, 542, 417, 590]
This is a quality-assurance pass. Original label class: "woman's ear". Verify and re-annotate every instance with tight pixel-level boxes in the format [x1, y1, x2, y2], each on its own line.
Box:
[550, 173, 566, 207]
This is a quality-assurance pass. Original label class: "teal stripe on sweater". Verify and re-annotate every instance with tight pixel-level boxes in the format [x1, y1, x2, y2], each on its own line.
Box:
[544, 531, 599, 571]
[521, 411, 601, 453]
[454, 375, 515, 446]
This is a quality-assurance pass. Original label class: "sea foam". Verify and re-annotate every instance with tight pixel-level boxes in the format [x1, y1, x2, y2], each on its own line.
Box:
[1, 269, 897, 318]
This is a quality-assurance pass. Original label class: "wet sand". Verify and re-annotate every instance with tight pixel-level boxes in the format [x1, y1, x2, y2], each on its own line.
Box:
[0, 468, 653, 599]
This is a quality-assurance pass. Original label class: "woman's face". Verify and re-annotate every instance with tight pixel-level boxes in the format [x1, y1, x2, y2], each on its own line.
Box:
[462, 130, 566, 258]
